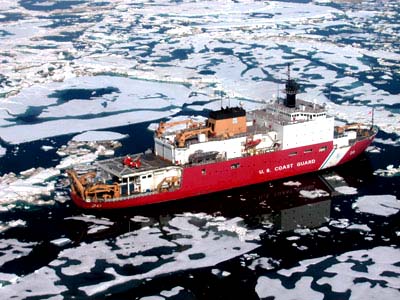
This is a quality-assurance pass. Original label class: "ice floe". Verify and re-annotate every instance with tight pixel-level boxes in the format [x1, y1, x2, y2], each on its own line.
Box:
[0, 146, 6, 157]
[0, 219, 26, 233]
[0, 76, 186, 144]
[334, 186, 358, 195]
[319, 246, 400, 296]
[299, 189, 329, 199]
[211, 269, 231, 278]
[0, 213, 262, 298]
[0, 167, 59, 207]
[353, 194, 400, 216]
[72, 130, 128, 142]
[0, 239, 37, 269]
[347, 224, 371, 232]
[373, 164, 400, 177]
[283, 180, 302, 187]
[50, 238, 71, 247]
[256, 246, 400, 300]
[257, 276, 324, 300]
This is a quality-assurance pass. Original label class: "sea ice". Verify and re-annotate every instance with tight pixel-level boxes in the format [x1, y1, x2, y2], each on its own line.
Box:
[256, 276, 324, 300]
[347, 224, 371, 232]
[319, 246, 400, 295]
[283, 181, 302, 187]
[0, 76, 190, 144]
[160, 286, 184, 298]
[353, 195, 400, 216]
[45, 213, 262, 297]
[329, 218, 350, 229]
[0, 146, 6, 157]
[56, 153, 98, 170]
[248, 257, 278, 271]
[0, 167, 59, 207]
[0, 267, 67, 299]
[87, 225, 110, 235]
[373, 164, 400, 177]
[0, 239, 37, 268]
[211, 269, 231, 278]
[0, 0, 399, 147]
[0, 220, 26, 233]
[65, 215, 114, 227]
[40, 145, 54, 152]
[299, 189, 329, 199]
[72, 131, 128, 142]
[334, 186, 358, 195]
[257, 246, 400, 300]
[50, 238, 71, 247]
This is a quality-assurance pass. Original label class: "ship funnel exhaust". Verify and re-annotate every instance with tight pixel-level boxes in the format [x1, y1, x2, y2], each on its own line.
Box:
[284, 64, 299, 108]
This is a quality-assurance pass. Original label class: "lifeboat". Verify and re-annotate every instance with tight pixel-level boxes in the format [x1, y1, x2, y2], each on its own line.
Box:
[245, 139, 261, 149]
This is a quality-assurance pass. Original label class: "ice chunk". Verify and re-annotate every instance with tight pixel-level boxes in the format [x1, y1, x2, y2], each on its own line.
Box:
[373, 164, 400, 177]
[50, 238, 71, 247]
[353, 195, 400, 216]
[335, 186, 358, 195]
[0, 146, 6, 157]
[299, 189, 329, 199]
[283, 181, 302, 187]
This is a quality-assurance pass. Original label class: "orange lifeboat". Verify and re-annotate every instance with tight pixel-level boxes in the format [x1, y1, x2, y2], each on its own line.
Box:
[245, 139, 261, 150]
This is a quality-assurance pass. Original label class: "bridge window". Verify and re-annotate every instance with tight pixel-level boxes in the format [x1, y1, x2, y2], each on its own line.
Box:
[304, 149, 313, 154]
[289, 152, 297, 157]
[319, 146, 328, 152]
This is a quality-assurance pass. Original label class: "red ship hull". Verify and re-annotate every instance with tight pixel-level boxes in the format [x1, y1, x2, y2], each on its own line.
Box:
[71, 133, 376, 209]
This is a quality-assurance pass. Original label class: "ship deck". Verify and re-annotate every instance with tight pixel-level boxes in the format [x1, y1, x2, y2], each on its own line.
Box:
[96, 153, 174, 178]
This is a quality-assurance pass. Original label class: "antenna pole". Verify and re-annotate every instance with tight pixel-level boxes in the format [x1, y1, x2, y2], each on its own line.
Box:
[371, 107, 375, 129]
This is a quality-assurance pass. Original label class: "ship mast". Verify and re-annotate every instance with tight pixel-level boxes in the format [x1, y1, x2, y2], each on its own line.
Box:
[284, 63, 299, 108]
[371, 106, 375, 129]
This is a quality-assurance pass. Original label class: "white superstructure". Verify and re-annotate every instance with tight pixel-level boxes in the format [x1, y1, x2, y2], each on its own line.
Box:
[153, 97, 337, 166]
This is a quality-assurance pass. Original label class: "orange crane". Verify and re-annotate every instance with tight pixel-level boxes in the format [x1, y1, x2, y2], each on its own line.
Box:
[335, 123, 362, 134]
[84, 183, 120, 201]
[157, 176, 180, 192]
[67, 169, 120, 201]
[155, 119, 202, 137]
[175, 127, 213, 147]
